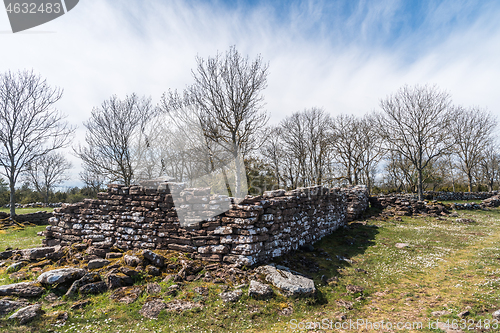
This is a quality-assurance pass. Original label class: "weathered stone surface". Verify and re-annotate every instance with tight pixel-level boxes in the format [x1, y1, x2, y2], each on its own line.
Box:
[194, 286, 209, 296]
[85, 247, 107, 258]
[346, 285, 364, 293]
[142, 250, 166, 267]
[257, 264, 315, 298]
[19, 247, 55, 260]
[37, 268, 86, 285]
[493, 309, 500, 320]
[6, 262, 25, 273]
[220, 289, 243, 302]
[70, 299, 90, 310]
[146, 265, 161, 276]
[0, 282, 44, 298]
[165, 284, 180, 296]
[106, 252, 123, 259]
[123, 255, 141, 266]
[164, 299, 203, 312]
[0, 300, 28, 316]
[120, 267, 140, 279]
[65, 272, 101, 296]
[87, 259, 110, 269]
[139, 298, 166, 319]
[146, 283, 161, 295]
[456, 218, 476, 224]
[110, 286, 144, 304]
[248, 280, 273, 299]
[106, 273, 133, 289]
[8, 304, 44, 324]
[79, 281, 108, 294]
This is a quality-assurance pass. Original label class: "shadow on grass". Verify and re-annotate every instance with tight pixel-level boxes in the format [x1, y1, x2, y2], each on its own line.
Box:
[268, 209, 381, 305]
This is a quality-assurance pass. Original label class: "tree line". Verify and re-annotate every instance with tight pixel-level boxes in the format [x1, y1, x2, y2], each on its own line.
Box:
[1, 46, 498, 215]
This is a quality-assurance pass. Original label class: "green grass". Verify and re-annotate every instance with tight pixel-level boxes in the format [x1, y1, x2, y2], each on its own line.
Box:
[0, 225, 46, 251]
[0, 207, 54, 214]
[1, 209, 500, 332]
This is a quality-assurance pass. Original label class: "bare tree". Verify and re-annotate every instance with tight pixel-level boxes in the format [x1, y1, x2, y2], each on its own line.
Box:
[480, 143, 500, 191]
[376, 84, 454, 200]
[0, 70, 74, 216]
[79, 167, 106, 196]
[273, 108, 331, 188]
[187, 46, 269, 197]
[356, 114, 384, 193]
[260, 126, 284, 188]
[25, 152, 71, 204]
[76, 94, 154, 186]
[450, 106, 497, 192]
[330, 114, 365, 186]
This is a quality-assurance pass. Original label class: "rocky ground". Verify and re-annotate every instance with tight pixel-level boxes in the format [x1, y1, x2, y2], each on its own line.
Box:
[0, 243, 317, 327]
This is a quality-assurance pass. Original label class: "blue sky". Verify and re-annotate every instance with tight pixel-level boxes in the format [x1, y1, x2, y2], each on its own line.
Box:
[1, 0, 500, 188]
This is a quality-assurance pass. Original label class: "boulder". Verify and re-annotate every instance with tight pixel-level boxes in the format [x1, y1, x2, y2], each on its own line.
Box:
[123, 255, 141, 267]
[119, 266, 140, 279]
[85, 247, 108, 258]
[0, 299, 28, 316]
[19, 247, 56, 260]
[106, 252, 123, 259]
[164, 299, 203, 312]
[147, 283, 161, 295]
[220, 289, 243, 302]
[256, 264, 315, 298]
[8, 304, 44, 324]
[79, 281, 108, 294]
[37, 268, 87, 285]
[87, 259, 110, 269]
[106, 273, 133, 289]
[142, 250, 166, 267]
[139, 298, 166, 319]
[65, 272, 101, 296]
[248, 280, 273, 299]
[146, 265, 161, 276]
[110, 286, 144, 304]
[0, 282, 44, 298]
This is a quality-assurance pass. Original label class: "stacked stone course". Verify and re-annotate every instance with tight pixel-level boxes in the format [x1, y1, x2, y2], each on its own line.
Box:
[43, 183, 364, 266]
[344, 185, 369, 221]
[423, 191, 498, 201]
[0, 211, 52, 225]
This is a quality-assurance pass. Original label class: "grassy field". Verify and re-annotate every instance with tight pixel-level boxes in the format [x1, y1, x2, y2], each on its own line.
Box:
[0, 225, 46, 251]
[1, 208, 500, 332]
[0, 207, 54, 214]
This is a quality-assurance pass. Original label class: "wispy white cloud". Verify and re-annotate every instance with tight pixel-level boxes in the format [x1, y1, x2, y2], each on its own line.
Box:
[0, 0, 499, 187]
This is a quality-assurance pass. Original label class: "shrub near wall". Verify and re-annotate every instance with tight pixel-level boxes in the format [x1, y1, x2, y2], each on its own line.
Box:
[43, 183, 366, 266]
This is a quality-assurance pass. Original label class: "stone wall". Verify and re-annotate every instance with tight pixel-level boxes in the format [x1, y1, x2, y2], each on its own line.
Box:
[0, 211, 52, 225]
[16, 211, 53, 225]
[344, 185, 369, 221]
[42, 183, 362, 266]
[423, 191, 498, 201]
[369, 195, 449, 217]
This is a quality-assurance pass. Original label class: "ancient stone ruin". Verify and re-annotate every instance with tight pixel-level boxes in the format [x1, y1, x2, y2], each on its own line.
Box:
[42, 183, 369, 266]
[0, 211, 52, 228]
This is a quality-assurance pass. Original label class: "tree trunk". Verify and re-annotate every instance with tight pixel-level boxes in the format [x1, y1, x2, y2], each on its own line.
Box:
[467, 173, 473, 192]
[417, 168, 423, 201]
[9, 180, 15, 218]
